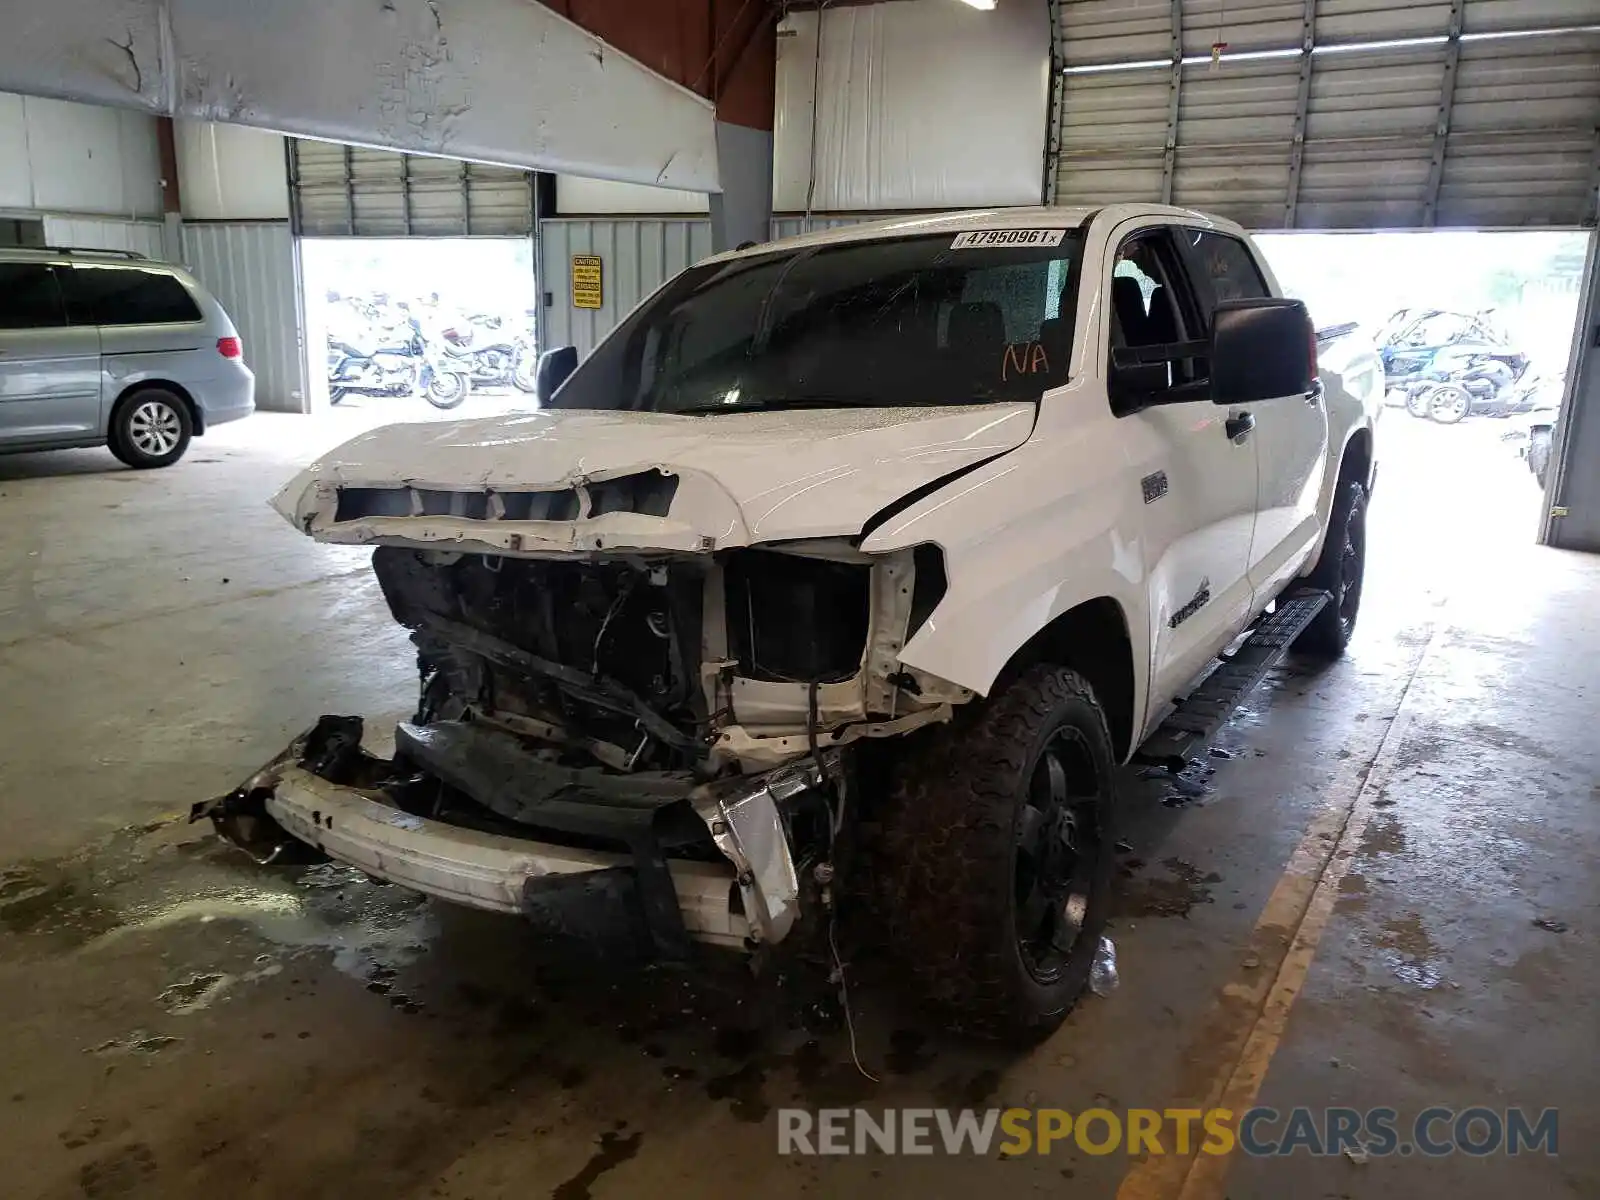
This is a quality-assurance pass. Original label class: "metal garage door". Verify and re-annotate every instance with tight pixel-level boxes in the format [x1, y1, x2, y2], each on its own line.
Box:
[288, 139, 533, 237]
[1048, 0, 1600, 228]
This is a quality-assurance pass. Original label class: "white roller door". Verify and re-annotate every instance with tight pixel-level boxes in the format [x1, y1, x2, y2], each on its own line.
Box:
[1049, 0, 1600, 228]
[288, 139, 533, 237]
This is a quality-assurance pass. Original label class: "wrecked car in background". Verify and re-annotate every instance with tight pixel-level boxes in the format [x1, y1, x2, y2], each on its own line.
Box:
[199, 206, 1380, 1034]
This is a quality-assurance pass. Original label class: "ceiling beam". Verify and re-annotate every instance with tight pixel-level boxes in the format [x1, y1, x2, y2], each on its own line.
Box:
[0, 0, 719, 190]
[1044, 0, 1066, 202]
[1161, 0, 1183, 205]
[1587, 131, 1600, 228]
[1422, 0, 1466, 226]
[1284, 0, 1318, 228]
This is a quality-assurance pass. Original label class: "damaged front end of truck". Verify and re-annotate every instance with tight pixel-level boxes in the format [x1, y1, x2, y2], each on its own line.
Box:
[194, 420, 995, 957]
[194, 221, 1086, 956]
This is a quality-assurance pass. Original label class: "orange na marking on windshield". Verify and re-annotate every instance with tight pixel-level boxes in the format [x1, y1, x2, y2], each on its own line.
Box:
[1002, 342, 1051, 380]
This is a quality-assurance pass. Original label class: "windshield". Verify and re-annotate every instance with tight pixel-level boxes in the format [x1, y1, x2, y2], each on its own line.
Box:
[552, 231, 1084, 414]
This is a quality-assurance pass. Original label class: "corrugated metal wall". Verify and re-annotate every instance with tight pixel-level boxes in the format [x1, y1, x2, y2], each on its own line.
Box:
[291, 139, 534, 238]
[181, 222, 308, 414]
[1547, 233, 1600, 551]
[40, 215, 165, 256]
[1050, 0, 1600, 228]
[539, 218, 714, 360]
[769, 214, 899, 240]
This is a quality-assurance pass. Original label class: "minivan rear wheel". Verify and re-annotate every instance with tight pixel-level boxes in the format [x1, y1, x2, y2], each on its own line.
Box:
[110, 388, 193, 469]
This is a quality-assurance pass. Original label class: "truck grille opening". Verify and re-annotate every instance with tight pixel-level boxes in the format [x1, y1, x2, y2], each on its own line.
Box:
[372, 547, 706, 769]
[333, 471, 677, 524]
[724, 550, 869, 684]
[587, 471, 678, 517]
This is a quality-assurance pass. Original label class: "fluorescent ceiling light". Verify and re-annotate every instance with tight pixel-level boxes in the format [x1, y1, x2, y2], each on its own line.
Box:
[956, 0, 998, 10]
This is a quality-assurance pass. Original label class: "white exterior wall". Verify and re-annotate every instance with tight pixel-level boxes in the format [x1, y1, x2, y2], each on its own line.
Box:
[177, 121, 290, 220]
[772, 0, 1051, 213]
[556, 175, 709, 216]
[0, 91, 162, 218]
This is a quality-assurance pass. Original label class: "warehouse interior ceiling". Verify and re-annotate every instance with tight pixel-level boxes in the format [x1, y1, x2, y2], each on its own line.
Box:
[1049, 0, 1600, 229]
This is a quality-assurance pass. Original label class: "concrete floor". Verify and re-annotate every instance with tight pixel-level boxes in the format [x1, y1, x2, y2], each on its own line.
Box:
[0, 408, 1594, 1199]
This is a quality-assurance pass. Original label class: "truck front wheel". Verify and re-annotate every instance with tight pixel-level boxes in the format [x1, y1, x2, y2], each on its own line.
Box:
[880, 665, 1118, 1037]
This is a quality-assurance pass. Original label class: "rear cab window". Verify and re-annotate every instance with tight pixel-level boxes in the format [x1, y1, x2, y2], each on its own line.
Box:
[1174, 228, 1272, 314]
[60, 265, 202, 326]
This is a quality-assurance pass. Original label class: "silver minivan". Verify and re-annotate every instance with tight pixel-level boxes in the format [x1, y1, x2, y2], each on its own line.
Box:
[0, 247, 254, 468]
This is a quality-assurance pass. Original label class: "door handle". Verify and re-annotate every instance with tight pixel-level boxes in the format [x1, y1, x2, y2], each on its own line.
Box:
[1225, 411, 1256, 442]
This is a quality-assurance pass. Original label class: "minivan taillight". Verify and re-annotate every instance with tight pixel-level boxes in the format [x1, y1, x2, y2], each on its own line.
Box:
[217, 336, 242, 359]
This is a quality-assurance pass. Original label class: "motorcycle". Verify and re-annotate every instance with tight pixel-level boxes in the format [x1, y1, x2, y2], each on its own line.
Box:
[327, 312, 470, 410]
[438, 313, 539, 394]
[1402, 345, 1535, 424]
[1379, 308, 1527, 413]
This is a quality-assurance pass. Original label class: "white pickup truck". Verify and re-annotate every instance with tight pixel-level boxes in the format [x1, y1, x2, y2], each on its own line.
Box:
[201, 205, 1382, 1034]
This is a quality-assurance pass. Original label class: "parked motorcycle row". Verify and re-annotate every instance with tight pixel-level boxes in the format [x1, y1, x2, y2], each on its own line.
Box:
[1379, 306, 1562, 426]
[325, 293, 539, 410]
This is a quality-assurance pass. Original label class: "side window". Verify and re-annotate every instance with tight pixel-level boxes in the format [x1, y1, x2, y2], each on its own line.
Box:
[1108, 231, 1206, 405]
[1179, 229, 1271, 309]
[60, 265, 203, 326]
[0, 264, 68, 330]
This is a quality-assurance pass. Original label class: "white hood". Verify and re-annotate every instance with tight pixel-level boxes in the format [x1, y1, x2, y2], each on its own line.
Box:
[274, 404, 1035, 554]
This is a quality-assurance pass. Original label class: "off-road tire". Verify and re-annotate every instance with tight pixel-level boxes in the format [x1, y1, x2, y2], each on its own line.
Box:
[1294, 478, 1367, 658]
[880, 665, 1118, 1038]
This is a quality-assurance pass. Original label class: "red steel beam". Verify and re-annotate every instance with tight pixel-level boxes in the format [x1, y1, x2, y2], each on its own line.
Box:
[537, 0, 777, 130]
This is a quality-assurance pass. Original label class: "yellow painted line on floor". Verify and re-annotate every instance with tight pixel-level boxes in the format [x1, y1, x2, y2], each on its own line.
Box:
[1116, 625, 1441, 1200]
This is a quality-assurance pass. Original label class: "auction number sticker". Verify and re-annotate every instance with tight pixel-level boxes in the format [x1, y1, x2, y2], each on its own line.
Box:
[949, 229, 1066, 249]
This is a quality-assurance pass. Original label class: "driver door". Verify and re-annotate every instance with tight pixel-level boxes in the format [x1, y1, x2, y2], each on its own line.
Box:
[1108, 227, 1259, 723]
[1172, 226, 1327, 601]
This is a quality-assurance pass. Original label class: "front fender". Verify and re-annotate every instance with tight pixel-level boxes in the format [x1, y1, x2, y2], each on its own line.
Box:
[861, 432, 1149, 730]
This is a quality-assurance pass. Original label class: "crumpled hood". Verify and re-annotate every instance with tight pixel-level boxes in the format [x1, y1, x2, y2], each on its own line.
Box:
[273, 403, 1035, 552]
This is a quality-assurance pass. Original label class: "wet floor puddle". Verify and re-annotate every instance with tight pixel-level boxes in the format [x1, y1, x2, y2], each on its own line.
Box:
[3, 815, 1062, 1155]
[1114, 856, 1223, 919]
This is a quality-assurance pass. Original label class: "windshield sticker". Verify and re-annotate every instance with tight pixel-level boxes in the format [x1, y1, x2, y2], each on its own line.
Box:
[950, 229, 1067, 250]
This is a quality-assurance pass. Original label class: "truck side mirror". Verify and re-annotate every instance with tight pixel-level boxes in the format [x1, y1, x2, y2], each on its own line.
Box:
[1210, 299, 1315, 404]
[535, 345, 578, 406]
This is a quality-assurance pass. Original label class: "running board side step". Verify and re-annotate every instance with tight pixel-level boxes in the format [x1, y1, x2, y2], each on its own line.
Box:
[1136, 588, 1332, 770]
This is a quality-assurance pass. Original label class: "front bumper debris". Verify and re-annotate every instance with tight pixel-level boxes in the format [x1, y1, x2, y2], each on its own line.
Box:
[693, 759, 827, 946]
[194, 715, 827, 954]
[262, 764, 748, 945]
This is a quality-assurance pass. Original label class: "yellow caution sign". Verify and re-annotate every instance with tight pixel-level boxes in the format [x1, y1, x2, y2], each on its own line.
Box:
[572, 254, 603, 309]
